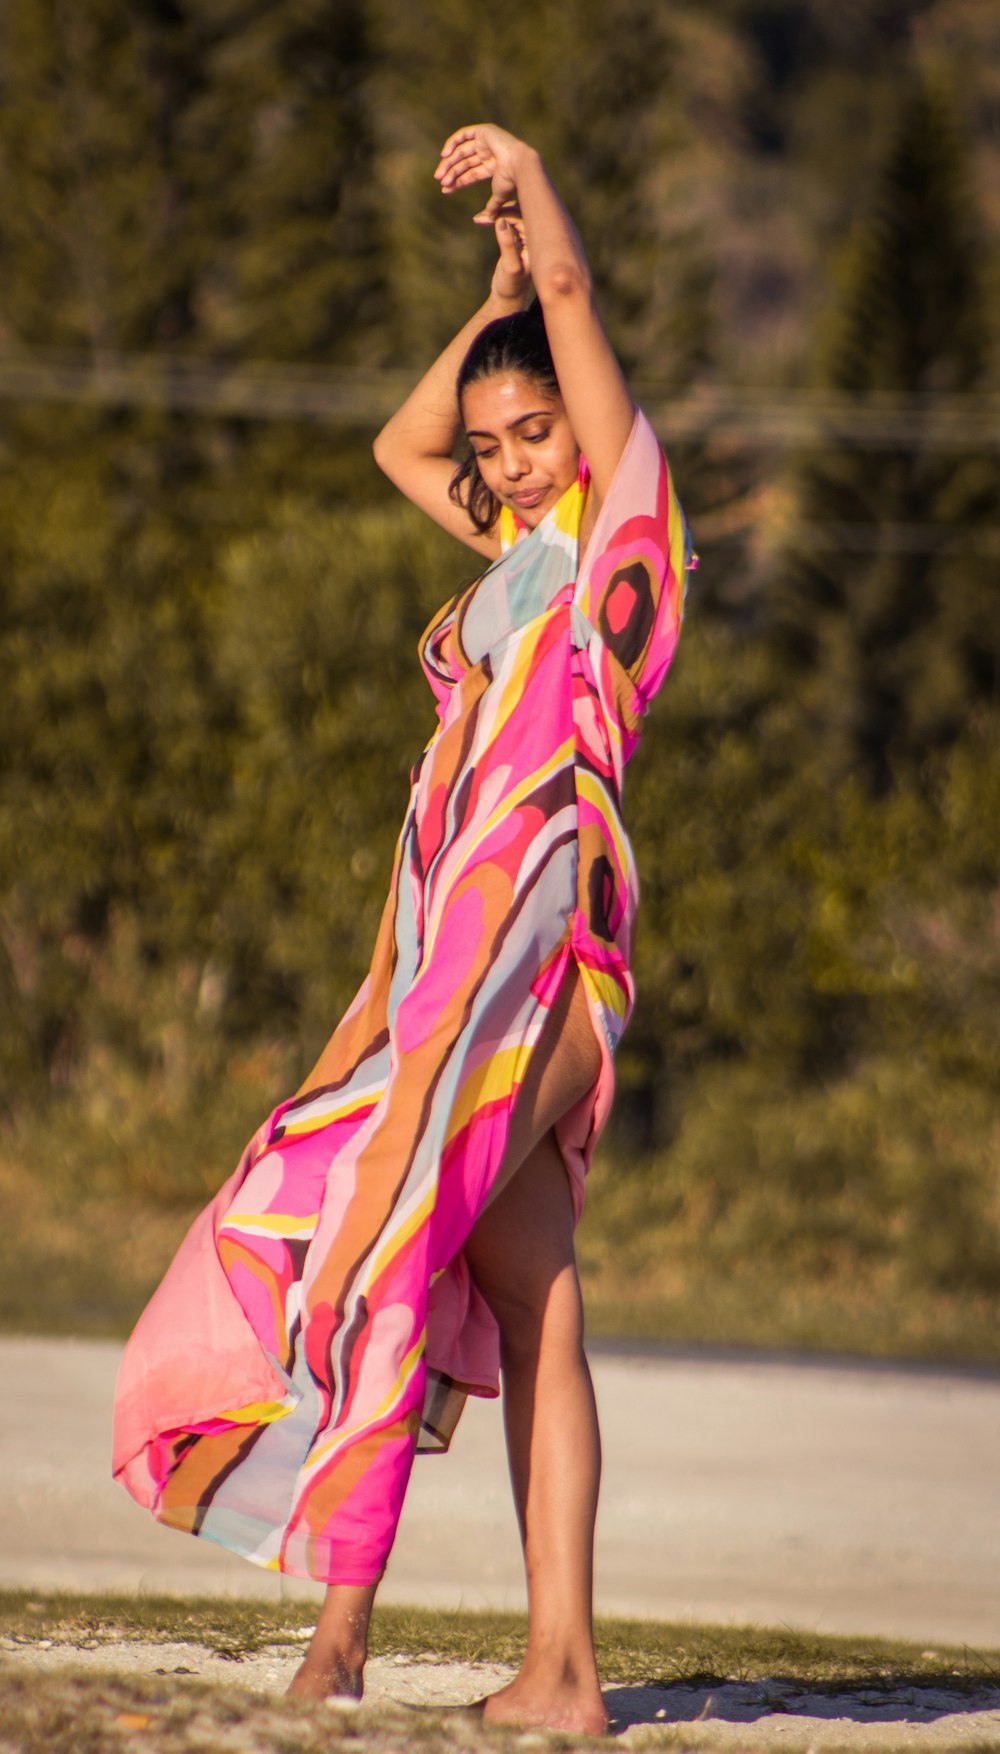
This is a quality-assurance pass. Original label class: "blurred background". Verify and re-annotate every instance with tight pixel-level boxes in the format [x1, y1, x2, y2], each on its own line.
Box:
[0, 0, 997, 1364]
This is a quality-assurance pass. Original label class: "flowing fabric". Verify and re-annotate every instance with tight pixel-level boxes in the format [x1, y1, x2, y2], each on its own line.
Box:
[112, 408, 692, 1585]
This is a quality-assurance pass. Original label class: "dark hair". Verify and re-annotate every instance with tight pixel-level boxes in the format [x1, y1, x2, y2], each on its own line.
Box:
[449, 302, 561, 534]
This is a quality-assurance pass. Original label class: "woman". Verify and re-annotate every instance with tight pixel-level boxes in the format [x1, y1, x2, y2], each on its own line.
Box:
[113, 124, 692, 1736]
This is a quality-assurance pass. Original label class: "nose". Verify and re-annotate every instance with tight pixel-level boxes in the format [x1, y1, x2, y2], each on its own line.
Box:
[500, 441, 528, 480]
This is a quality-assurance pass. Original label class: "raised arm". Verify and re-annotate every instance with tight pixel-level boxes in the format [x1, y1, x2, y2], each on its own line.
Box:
[372, 221, 530, 559]
[435, 126, 636, 509]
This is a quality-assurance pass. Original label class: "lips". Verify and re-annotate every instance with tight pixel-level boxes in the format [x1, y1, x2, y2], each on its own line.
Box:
[510, 486, 548, 509]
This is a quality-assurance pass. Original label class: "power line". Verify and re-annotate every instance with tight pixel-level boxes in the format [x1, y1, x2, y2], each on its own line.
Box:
[709, 520, 1000, 555]
[637, 387, 1000, 450]
[1, 348, 998, 449]
[789, 521, 1000, 555]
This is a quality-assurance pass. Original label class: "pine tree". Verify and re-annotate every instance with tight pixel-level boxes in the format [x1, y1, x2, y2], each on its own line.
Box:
[774, 70, 997, 790]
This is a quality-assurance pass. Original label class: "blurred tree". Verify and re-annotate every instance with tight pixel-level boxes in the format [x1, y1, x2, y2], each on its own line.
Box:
[773, 70, 997, 791]
[0, 412, 234, 1100]
[175, 0, 385, 505]
[366, 0, 744, 375]
[0, 0, 997, 1334]
[204, 500, 462, 1053]
[367, 0, 752, 608]
[0, 0, 196, 352]
[915, 0, 1000, 255]
[181, 0, 381, 363]
[0, 0, 232, 1096]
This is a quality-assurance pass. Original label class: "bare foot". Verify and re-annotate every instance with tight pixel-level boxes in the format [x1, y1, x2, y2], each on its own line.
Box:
[285, 1581, 377, 1704]
[286, 1650, 365, 1702]
[481, 1675, 608, 1736]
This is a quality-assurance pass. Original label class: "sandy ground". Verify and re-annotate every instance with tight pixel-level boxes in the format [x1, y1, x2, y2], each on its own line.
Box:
[2, 1635, 1000, 1748]
[3, 1336, 999, 1649]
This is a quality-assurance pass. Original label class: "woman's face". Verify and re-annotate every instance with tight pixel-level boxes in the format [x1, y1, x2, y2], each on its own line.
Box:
[461, 373, 580, 528]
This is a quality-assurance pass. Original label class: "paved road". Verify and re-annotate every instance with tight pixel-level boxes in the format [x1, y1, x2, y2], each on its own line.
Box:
[2, 1337, 998, 1647]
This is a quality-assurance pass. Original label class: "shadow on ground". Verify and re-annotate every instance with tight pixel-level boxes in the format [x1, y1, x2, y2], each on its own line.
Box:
[604, 1676, 1000, 1734]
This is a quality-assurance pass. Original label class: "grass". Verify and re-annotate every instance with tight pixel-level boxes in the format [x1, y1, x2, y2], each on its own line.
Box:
[0, 1668, 598, 1754]
[2, 1588, 999, 1694]
[2, 1592, 1000, 1753]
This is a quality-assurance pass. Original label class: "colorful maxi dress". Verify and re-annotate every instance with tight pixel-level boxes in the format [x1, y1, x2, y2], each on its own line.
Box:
[113, 407, 692, 1586]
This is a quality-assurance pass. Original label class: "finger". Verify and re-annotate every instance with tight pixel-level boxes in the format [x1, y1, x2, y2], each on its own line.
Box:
[438, 125, 479, 158]
[434, 139, 483, 181]
[437, 141, 482, 176]
[495, 218, 522, 257]
[435, 162, 468, 189]
[438, 156, 492, 194]
[445, 165, 493, 193]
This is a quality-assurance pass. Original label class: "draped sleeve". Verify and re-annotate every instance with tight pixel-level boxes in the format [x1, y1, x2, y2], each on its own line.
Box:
[574, 409, 693, 724]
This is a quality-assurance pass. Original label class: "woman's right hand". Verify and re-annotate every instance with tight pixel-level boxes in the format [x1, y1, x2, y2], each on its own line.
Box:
[491, 214, 531, 304]
[437, 121, 636, 511]
[435, 124, 531, 223]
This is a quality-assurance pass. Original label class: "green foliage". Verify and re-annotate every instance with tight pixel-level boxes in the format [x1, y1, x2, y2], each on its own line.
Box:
[367, 0, 742, 379]
[0, 3, 996, 1357]
[0, 0, 194, 351]
[0, 405, 234, 1095]
[204, 500, 465, 1049]
[180, 0, 382, 364]
[774, 71, 998, 789]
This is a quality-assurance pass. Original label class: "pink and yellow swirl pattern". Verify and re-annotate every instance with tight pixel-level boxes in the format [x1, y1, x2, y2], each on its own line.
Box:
[113, 409, 692, 1585]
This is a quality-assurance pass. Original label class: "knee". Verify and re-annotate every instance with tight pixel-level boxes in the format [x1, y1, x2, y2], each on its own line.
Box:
[480, 1278, 547, 1368]
[481, 1266, 585, 1372]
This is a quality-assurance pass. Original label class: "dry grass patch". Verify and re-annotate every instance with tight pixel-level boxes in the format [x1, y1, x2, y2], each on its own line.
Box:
[2, 1590, 998, 1694]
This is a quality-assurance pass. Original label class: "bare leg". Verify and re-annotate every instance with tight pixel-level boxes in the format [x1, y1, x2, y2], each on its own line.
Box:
[286, 1580, 378, 1700]
[289, 965, 604, 1716]
[464, 1131, 607, 1734]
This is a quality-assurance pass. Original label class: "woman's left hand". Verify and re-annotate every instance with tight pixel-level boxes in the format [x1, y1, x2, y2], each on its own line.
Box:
[491, 214, 531, 302]
[435, 124, 531, 224]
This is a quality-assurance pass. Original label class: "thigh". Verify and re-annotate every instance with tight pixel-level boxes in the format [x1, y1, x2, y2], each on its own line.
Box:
[486, 962, 603, 1213]
[464, 1129, 581, 1337]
